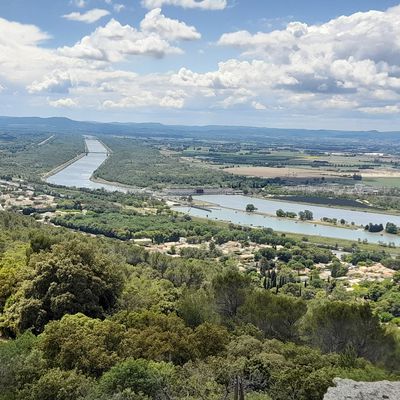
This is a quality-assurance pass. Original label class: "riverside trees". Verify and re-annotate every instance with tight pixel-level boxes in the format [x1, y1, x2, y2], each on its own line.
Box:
[246, 204, 257, 212]
[299, 210, 314, 221]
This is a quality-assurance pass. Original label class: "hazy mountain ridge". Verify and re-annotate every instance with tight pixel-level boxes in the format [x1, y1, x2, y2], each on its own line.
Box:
[0, 115, 398, 136]
[1, 116, 400, 153]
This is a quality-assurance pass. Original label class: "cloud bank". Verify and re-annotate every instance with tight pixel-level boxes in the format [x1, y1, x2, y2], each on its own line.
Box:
[1, 5, 400, 122]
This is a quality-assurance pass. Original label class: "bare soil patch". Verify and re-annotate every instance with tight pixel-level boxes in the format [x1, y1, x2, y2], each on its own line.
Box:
[358, 168, 400, 178]
[225, 166, 400, 179]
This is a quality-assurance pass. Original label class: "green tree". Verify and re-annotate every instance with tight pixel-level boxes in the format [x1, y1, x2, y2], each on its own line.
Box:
[98, 359, 174, 399]
[299, 210, 313, 221]
[303, 301, 399, 366]
[376, 290, 400, 319]
[165, 259, 205, 288]
[1, 240, 124, 335]
[258, 247, 276, 261]
[277, 249, 292, 263]
[39, 314, 124, 377]
[385, 222, 398, 235]
[171, 359, 225, 400]
[365, 223, 384, 233]
[192, 322, 229, 359]
[246, 204, 257, 212]
[116, 311, 195, 365]
[0, 243, 30, 311]
[148, 252, 170, 278]
[177, 288, 219, 328]
[382, 257, 400, 271]
[276, 209, 286, 218]
[212, 269, 252, 318]
[28, 232, 57, 254]
[0, 332, 46, 399]
[18, 368, 94, 400]
[119, 269, 178, 314]
[239, 291, 306, 341]
[330, 261, 349, 278]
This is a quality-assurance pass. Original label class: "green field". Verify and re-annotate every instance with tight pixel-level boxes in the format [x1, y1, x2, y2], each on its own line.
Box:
[364, 177, 400, 188]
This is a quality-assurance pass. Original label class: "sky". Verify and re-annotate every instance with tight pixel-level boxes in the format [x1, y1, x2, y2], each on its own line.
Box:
[1, 0, 400, 130]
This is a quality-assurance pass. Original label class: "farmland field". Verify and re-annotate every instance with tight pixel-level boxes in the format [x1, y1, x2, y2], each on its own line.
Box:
[224, 166, 400, 179]
[364, 177, 400, 188]
[224, 166, 345, 178]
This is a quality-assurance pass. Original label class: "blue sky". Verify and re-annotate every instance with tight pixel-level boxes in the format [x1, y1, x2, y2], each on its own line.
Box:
[1, 0, 400, 130]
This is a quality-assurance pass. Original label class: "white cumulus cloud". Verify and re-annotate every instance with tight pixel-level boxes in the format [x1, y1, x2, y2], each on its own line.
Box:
[72, 0, 87, 8]
[62, 8, 110, 23]
[59, 9, 200, 62]
[114, 4, 125, 12]
[215, 5, 400, 112]
[0, 17, 55, 84]
[58, 19, 182, 61]
[49, 97, 78, 108]
[3, 5, 400, 123]
[0, 17, 50, 46]
[252, 101, 267, 110]
[140, 8, 201, 40]
[142, 0, 227, 10]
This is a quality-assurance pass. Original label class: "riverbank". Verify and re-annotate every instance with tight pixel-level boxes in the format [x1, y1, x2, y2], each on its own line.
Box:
[185, 214, 400, 256]
[97, 138, 113, 154]
[192, 194, 400, 227]
[192, 199, 360, 231]
[264, 194, 400, 216]
[173, 202, 400, 246]
[90, 176, 146, 193]
[42, 153, 85, 179]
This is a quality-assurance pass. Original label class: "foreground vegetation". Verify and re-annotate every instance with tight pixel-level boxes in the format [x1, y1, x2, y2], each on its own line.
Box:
[0, 210, 400, 400]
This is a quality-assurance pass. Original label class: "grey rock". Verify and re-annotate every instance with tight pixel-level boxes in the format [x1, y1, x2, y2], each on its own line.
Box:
[324, 378, 400, 400]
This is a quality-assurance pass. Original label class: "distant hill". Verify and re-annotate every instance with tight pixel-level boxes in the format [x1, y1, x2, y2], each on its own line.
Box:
[0, 116, 399, 152]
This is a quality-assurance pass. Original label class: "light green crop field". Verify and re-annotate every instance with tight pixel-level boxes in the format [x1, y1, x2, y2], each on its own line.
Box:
[364, 177, 400, 188]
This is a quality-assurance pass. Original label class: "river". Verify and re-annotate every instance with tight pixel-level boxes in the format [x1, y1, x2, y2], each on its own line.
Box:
[47, 138, 400, 245]
[172, 194, 400, 246]
[46, 138, 129, 192]
[192, 195, 400, 227]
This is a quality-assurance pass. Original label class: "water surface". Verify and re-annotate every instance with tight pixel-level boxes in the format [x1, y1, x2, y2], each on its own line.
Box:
[195, 194, 400, 227]
[173, 205, 400, 246]
[46, 138, 128, 192]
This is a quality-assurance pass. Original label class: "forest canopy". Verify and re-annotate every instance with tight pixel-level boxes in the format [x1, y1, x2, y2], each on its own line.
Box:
[0, 210, 399, 400]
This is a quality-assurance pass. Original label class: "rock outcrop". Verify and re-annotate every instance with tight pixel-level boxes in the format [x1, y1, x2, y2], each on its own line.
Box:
[324, 378, 400, 399]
